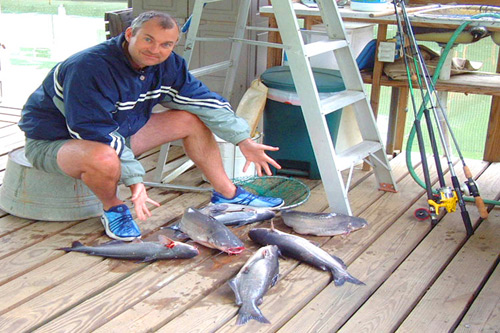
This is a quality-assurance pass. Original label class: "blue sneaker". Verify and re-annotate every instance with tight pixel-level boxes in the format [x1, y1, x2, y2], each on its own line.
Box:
[101, 204, 141, 241]
[211, 186, 284, 209]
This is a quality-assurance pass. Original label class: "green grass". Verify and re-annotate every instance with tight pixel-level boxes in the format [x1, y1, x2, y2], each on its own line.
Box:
[0, 0, 127, 17]
[374, 27, 498, 160]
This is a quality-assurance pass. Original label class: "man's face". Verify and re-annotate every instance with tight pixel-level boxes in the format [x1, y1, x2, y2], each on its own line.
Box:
[125, 18, 179, 70]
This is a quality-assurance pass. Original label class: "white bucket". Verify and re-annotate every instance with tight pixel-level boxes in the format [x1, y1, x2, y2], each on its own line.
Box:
[350, 0, 390, 12]
[203, 134, 261, 181]
[0, 148, 102, 221]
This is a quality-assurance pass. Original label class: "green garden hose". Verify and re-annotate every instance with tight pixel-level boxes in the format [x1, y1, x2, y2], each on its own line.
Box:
[405, 13, 500, 207]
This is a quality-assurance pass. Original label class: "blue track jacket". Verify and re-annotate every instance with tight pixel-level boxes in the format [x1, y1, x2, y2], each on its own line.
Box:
[19, 34, 250, 186]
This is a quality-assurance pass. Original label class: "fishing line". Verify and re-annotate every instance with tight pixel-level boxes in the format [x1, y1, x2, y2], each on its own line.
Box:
[404, 10, 500, 213]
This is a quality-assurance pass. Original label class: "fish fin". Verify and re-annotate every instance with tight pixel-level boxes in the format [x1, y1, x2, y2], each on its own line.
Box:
[236, 303, 270, 326]
[58, 240, 84, 252]
[276, 248, 286, 260]
[137, 256, 157, 263]
[331, 255, 347, 269]
[172, 230, 190, 241]
[271, 273, 280, 287]
[228, 279, 243, 306]
[158, 235, 177, 248]
[270, 218, 275, 231]
[332, 269, 365, 287]
[166, 222, 181, 231]
[71, 241, 84, 247]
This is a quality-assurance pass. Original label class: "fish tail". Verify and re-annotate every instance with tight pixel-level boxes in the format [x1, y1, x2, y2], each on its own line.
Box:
[332, 269, 365, 287]
[58, 241, 84, 252]
[236, 303, 270, 326]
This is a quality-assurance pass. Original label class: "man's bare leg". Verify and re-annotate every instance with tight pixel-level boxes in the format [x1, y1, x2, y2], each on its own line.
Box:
[130, 110, 237, 198]
[57, 140, 123, 210]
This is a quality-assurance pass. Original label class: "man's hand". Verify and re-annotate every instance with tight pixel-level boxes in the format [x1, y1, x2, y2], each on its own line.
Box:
[130, 183, 160, 221]
[238, 138, 282, 177]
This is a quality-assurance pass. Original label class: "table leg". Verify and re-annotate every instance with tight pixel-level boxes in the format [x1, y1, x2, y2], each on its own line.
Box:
[267, 16, 283, 68]
[369, 24, 388, 118]
[483, 51, 500, 162]
[364, 24, 388, 170]
[394, 87, 409, 152]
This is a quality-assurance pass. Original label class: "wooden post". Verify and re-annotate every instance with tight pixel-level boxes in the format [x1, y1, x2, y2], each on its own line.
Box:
[483, 51, 500, 161]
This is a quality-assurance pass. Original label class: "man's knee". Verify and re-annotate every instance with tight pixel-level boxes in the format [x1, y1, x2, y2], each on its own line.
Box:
[166, 110, 206, 129]
[89, 144, 121, 169]
[58, 141, 120, 177]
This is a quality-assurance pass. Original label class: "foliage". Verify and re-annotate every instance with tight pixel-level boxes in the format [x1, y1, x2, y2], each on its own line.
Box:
[1, 0, 127, 18]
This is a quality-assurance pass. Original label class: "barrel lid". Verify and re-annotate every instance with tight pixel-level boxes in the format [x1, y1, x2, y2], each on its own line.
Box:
[260, 66, 345, 93]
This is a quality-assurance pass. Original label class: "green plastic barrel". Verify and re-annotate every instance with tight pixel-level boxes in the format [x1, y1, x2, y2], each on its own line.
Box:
[260, 66, 345, 179]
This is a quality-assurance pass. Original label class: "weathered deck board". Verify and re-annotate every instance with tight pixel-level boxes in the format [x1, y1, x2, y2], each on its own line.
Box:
[336, 160, 494, 333]
[455, 263, 500, 333]
[266, 157, 464, 333]
[0, 106, 22, 116]
[0, 113, 21, 123]
[397, 208, 500, 332]
[0, 104, 498, 332]
[112, 153, 419, 332]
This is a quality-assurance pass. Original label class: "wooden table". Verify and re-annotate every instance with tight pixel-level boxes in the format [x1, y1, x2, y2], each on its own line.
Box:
[260, 3, 500, 161]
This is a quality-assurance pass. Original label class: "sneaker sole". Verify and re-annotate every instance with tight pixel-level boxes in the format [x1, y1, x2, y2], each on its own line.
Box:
[209, 201, 284, 211]
[100, 216, 141, 242]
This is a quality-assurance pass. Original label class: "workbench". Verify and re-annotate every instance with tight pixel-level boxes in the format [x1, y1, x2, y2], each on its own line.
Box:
[260, 3, 500, 161]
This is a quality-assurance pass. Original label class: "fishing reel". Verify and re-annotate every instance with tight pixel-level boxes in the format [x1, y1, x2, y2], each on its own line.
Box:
[414, 186, 458, 222]
[428, 186, 458, 214]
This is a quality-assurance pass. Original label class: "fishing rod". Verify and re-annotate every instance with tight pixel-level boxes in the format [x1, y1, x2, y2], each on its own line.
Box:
[404, 11, 500, 214]
[392, 0, 439, 224]
[396, 0, 475, 235]
[402, 10, 489, 220]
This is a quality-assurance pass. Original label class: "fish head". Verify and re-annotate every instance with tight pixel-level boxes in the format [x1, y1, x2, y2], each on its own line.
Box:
[262, 244, 280, 258]
[347, 217, 368, 232]
[209, 227, 245, 254]
[248, 228, 273, 245]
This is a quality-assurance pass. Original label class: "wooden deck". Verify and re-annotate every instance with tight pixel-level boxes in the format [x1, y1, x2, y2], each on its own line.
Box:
[0, 105, 499, 332]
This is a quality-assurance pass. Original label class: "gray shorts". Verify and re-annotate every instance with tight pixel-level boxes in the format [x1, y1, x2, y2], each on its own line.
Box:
[24, 138, 70, 175]
[24, 137, 133, 175]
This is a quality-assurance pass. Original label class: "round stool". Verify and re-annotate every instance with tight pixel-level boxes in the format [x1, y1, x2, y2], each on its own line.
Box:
[0, 148, 102, 221]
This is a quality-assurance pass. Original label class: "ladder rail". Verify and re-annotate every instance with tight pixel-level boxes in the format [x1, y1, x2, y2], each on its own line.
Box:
[150, 0, 398, 210]
[270, 0, 352, 214]
[269, 0, 397, 214]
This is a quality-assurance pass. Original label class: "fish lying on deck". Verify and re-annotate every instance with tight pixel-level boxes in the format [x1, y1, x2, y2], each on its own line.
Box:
[228, 245, 280, 325]
[178, 207, 245, 255]
[281, 210, 368, 236]
[200, 204, 276, 227]
[59, 235, 199, 262]
[249, 227, 364, 286]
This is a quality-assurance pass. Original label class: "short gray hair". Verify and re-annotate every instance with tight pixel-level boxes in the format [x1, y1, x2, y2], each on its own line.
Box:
[130, 11, 179, 36]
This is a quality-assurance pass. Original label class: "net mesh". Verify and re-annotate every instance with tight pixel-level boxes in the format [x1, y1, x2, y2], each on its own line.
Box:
[233, 176, 310, 210]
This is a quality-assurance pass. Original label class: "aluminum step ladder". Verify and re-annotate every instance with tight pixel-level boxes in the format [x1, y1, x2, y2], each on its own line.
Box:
[148, 0, 397, 215]
[267, 0, 397, 214]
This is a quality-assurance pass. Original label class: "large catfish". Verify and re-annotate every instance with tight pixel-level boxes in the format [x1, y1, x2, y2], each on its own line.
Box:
[281, 210, 368, 236]
[178, 207, 245, 254]
[228, 245, 280, 325]
[248, 227, 364, 286]
[59, 235, 199, 262]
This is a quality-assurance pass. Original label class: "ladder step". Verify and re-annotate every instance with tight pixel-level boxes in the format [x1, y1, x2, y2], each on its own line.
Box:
[336, 141, 384, 171]
[190, 60, 232, 77]
[320, 90, 366, 115]
[304, 40, 348, 58]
